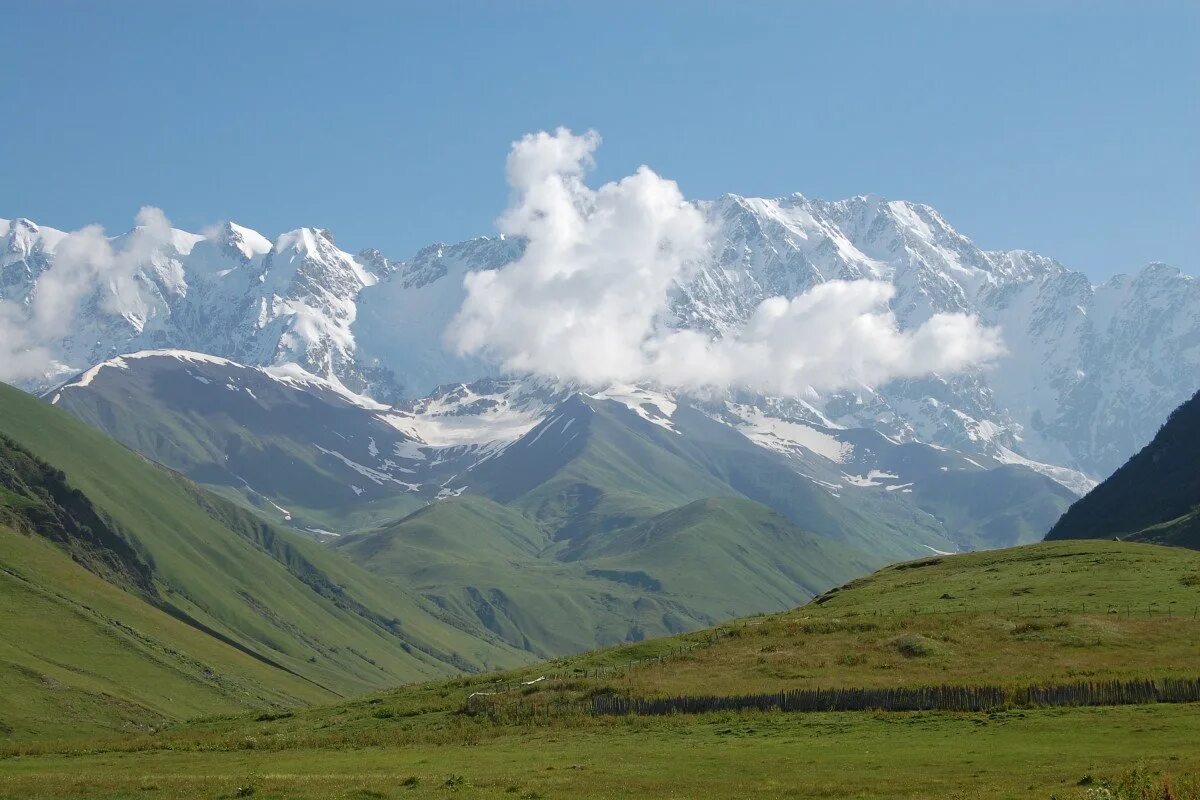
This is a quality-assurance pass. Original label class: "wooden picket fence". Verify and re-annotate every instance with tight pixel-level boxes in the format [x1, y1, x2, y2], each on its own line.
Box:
[590, 676, 1200, 717]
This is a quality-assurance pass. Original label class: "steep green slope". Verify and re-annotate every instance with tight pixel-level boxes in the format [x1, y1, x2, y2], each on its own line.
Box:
[1048, 389, 1200, 547]
[339, 496, 648, 655]
[0, 525, 333, 740]
[0, 382, 525, 740]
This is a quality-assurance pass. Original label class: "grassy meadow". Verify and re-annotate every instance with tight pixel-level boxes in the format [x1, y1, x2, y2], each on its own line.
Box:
[3, 539, 1199, 798]
[1, 705, 1198, 799]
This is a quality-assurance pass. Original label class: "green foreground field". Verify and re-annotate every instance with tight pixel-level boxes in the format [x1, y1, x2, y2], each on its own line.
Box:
[3, 541, 1198, 799]
[1, 705, 1197, 799]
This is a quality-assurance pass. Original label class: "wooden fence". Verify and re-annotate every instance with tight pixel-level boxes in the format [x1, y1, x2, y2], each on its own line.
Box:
[590, 677, 1200, 717]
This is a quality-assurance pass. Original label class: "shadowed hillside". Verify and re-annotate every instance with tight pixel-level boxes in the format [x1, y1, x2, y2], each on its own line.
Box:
[1048, 390, 1200, 548]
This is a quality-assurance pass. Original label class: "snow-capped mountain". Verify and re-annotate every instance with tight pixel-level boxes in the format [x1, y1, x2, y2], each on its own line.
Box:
[5, 193, 1197, 483]
[1, 218, 377, 394]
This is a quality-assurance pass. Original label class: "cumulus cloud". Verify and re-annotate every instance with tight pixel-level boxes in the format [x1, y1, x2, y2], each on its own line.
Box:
[447, 128, 1003, 396]
[0, 207, 173, 384]
[449, 128, 710, 386]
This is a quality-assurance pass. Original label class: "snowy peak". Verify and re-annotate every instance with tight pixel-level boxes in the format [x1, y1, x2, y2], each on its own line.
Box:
[709, 193, 1066, 310]
[1, 217, 66, 270]
[272, 226, 333, 256]
[6, 194, 1196, 484]
[699, 192, 1006, 328]
[2, 217, 41, 258]
[215, 221, 273, 262]
[265, 226, 377, 292]
[984, 249, 1066, 283]
[399, 235, 525, 290]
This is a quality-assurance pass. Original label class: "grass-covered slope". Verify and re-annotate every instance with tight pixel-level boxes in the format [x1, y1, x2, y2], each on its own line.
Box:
[564, 496, 870, 613]
[0, 523, 333, 741]
[486, 539, 1200, 701]
[1048, 389, 1200, 548]
[0, 382, 525, 740]
[338, 495, 660, 656]
[196, 539, 1200, 728]
[337, 495, 871, 656]
[462, 397, 736, 538]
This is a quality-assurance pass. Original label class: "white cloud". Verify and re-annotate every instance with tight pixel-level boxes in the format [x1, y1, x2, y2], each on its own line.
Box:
[447, 128, 1003, 396]
[0, 207, 174, 384]
[0, 303, 54, 384]
[449, 128, 711, 386]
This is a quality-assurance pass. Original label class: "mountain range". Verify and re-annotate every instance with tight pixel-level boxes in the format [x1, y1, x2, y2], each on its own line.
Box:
[6, 195, 1197, 487]
[4, 193, 1197, 655]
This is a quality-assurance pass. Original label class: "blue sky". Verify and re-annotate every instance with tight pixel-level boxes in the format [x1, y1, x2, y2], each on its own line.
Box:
[3, 1, 1196, 279]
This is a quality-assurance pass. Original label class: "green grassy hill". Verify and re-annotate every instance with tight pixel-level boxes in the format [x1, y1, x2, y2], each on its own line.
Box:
[0, 382, 525, 741]
[337, 494, 871, 656]
[5, 540, 1196, 799]
[564, 496, 869, 614]
[1049, 389, 1200, 548]
[0, 521, 331, 741]
[329, 540, 1200, 707]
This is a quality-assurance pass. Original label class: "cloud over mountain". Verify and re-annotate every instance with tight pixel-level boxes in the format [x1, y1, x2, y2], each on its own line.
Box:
[0, 207, 173, 382]
[4, 147, 1192, 481]
[447, 128, 1004, 395]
